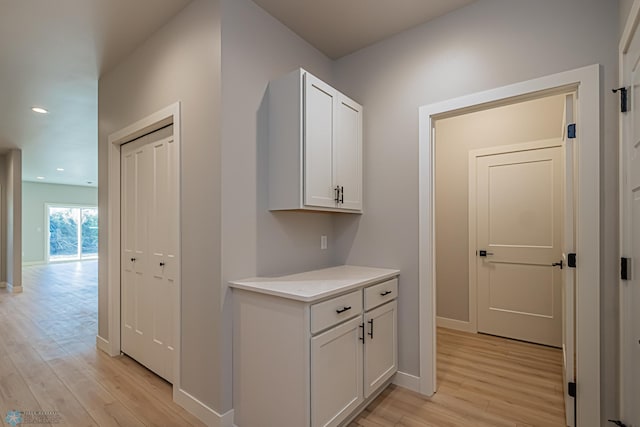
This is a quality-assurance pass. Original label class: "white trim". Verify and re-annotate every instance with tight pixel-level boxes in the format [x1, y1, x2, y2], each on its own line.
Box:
[619, 2, 640, 422]
[95, 335, 110, 354]
[436, 316, 475, 333]
[22, 261, 46, 266]
[174, 389, 234, 427]
[392, 371, 421, 393]
[106, 102, 183, 392]
[7, 282, 22, 293]
[419, 65, 600, 424]
[467, 138, 563, 337]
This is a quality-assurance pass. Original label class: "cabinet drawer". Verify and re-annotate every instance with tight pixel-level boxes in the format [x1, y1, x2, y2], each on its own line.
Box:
[311, 290, 363, 334]
[364, 278, 398, 311]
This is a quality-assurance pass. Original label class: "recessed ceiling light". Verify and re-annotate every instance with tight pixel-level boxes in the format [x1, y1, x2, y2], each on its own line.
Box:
[56, 168, 64, 172]
[31, 107, 48, 114]
[36, 176, 45, 180]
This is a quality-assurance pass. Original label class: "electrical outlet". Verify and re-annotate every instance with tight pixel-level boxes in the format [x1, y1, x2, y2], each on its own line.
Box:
[321, 235, 327, 250]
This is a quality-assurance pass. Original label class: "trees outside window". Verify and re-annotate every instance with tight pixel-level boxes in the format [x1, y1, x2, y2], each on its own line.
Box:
[48, 205, 98, 262]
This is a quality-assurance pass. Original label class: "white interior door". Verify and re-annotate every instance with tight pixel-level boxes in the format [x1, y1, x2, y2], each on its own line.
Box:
[305, 73, 337, 208]
[561, 93, 577, 427]
[121, 125, 176, 383]
[620, 6, 640, 424]
[474, 141, 563, 347]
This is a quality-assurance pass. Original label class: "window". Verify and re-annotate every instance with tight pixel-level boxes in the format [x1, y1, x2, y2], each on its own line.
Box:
[47, 205, 98, 262]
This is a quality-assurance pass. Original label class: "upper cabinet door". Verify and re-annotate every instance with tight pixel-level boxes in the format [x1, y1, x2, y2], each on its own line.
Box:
[268, 68, 363, 213]
[304, 73, 337, 208]
[334, 95, 363, 211]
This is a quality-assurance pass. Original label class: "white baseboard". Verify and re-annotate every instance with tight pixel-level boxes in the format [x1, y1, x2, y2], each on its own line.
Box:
[96, 335, 111, 354]
[22, 261, 46, 266]
[392, 371, 421, 393]
[436, 316, 475, 333]
[7, 283, 23, 293]
[174, 388, 234, 427]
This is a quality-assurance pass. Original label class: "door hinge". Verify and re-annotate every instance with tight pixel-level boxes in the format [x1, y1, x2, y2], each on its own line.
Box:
[568, 381, 576, 397]
[612, 87, 628, 113]
[608, 420, 629, 427]
[567, 253, 577, 268]
[567, 123, 576, 139]
[621, 257, 630, 280]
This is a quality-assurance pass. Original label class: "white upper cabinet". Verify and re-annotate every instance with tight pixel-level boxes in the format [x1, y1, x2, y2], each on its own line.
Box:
[269, 69, 363, 213]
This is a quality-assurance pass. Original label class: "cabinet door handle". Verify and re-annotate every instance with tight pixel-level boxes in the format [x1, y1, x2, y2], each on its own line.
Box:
[130, 257, 137, 262]
[380, 290, 392, 296]
[368, 319, 374, 338]
[334, 186, 340, 203]
[160, 262, 165, 267]
[340, 186, 344, 204]
[336, 306, 352, 314]
[359, 323, 365, 343]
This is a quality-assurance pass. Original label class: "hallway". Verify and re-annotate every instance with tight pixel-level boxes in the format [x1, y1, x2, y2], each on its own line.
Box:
[0, 261, 203, 426]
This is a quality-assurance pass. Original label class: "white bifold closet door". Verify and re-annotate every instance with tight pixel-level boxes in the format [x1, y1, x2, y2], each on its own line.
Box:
[121, 125, 178, 383]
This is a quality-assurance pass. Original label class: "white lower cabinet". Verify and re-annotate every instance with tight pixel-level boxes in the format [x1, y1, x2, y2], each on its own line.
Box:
[311, 316, 364, 427]
[364, 300, 398, 397]
[311, 298, 398, 427]
[231, 268, 399, 427]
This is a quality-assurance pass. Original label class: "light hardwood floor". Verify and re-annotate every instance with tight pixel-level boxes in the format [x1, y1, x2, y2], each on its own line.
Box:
[350, 328, 566, 427]
[0, 261, 204, 427]
[4, 262, 564, 426]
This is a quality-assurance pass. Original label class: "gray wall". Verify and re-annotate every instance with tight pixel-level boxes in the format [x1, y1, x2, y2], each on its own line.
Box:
[435, 95, 565, 322]
[331, 0, 620, 422]
[22, 182, 97, 264]
[98, 0, 222, 411]
[220, 0, 335, 411]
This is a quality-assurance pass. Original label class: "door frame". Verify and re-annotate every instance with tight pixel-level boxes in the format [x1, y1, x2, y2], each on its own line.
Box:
[105, 102, 182, 397]
[467, 137, 564, 336]
[418, 65, 600, 423]
[619, 1, 640, 421]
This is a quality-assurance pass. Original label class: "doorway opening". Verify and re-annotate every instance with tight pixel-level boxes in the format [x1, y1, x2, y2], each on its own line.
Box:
[418, 65, 601, 425]
[104, 102, 183, 405]
[433, 94, 570, 425]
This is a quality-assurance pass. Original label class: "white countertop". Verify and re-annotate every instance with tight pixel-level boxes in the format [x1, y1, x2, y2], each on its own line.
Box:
[229, 265, 400, 302]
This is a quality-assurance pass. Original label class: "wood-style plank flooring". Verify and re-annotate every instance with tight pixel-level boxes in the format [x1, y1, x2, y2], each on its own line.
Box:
[350, 328, 565, 427]
[4, 262, 565, 426]
[0, 261, 204, 427]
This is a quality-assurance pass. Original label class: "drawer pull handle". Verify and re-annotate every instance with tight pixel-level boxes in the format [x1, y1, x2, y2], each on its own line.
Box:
[359, 323, 365, 343]
[380, 290, 392, 296]
[336, 306, 352, 314]
[368, 319, 374, 338]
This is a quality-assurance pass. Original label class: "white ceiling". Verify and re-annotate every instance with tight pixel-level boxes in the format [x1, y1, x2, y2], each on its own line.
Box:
[2, 0, 475, 188]
[0, 0, 191, 187]
[251, 0, 477, 59]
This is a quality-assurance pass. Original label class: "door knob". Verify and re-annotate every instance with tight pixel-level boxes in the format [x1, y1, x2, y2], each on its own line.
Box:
[130, 257, 136, 262]
[160, 262, 165, 267]
[478, 250, 494, 257]
[552, 260, 564, 269]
